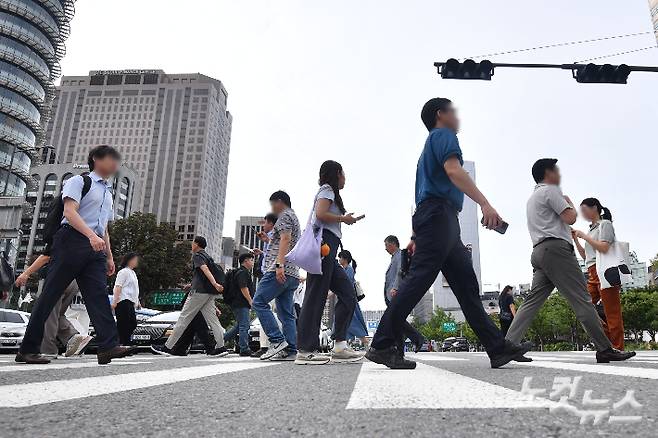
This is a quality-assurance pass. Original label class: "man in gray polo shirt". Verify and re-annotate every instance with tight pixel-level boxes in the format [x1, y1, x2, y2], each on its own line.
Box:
[506, 159, 634, 363]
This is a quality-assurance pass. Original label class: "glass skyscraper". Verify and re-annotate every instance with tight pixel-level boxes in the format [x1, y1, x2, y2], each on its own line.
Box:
[0, 0, 75, 196]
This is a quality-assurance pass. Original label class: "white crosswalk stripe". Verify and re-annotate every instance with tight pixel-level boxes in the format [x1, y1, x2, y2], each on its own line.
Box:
[0, 361, 280, 407]
[346, 362, 552, 409]
[0, 361, 152, 373]
[517, 360, 658, 380]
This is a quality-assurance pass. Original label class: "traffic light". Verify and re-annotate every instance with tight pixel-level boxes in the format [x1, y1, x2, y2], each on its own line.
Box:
[438, 58, 494, 80]
[574, 63, 631, 84]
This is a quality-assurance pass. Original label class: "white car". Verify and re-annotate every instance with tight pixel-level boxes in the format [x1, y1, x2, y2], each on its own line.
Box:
[0, 309, 30, 350]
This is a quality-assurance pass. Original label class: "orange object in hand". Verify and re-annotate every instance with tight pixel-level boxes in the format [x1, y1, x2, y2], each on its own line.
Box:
[321, 243, 330, 257]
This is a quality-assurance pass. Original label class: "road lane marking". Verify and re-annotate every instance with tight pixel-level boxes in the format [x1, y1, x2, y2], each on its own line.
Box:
[408, 355, 468, 361]
[0, 361, 279, 407]
[0, 361, 152, 372]
[346, 362, 552, 409]
[517, 360, 658, 380]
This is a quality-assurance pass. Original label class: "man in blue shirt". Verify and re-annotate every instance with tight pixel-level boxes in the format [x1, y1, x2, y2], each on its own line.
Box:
[367, 98, 531, 369]
[18, 145, 137, 365]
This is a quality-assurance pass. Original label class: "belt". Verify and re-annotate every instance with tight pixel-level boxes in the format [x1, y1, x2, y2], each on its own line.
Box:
[533, 237, 573, 250]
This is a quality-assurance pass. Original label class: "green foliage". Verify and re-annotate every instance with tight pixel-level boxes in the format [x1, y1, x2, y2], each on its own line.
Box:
[415, 307, 457, 341]
[620, 289, 658, 341]
[109, 213, 192, 300]
[524, 292, 587, 349]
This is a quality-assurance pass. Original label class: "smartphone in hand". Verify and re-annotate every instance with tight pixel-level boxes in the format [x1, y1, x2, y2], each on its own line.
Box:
[481, 218, 509, 234]
[355, 214, 366, 221]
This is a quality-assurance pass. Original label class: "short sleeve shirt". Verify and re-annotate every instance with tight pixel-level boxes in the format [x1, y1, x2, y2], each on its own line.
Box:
[191, 251, 210, 293]
[585, 220, 616, 268]
[526, 183, 573, 246]
[265, 208, 301, 278]
[114, 267, 140, 304]
[315, 184, 343, 239]
[232, 267, 255, 308]
[415, 128, 464, 210]
[61, 172, 114, 237]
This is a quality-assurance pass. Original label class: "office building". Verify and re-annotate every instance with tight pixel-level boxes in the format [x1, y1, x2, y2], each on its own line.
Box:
[43, 69, 232, 257]
[432, 161, 481, 322]
[412, 289, 434, 324]
[624, 251, 649, 291]
[362, 309, 386, 336]
[234, 215, 266, 253]
[0, 0, 76, 258]
[16, 146, 139, 273]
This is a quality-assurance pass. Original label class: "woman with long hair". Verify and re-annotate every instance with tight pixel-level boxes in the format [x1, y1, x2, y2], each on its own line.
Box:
[338, 250, 369, 346]
[572, 198, 625, 351]
[296, 160, 365, 365]
[112, 252, 141, 345]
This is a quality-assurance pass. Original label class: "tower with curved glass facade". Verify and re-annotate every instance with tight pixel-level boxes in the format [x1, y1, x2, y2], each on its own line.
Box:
[0, 0, 75, 197]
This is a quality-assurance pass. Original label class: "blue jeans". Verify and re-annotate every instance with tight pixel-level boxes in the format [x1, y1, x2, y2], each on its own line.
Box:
[252, 272, 299, 353]
[224, 305, 251, 352]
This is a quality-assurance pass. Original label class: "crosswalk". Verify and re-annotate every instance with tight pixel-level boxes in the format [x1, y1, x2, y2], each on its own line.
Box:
[0, 351, 657, 409]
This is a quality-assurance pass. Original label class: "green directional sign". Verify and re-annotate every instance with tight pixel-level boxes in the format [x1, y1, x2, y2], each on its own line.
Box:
[442, 322, 456, 332]
[150, 289, 186, 306]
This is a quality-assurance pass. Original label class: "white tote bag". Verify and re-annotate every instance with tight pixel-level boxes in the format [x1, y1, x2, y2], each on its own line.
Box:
[596, 240, 632, 289]
[286, 190, 324, 275]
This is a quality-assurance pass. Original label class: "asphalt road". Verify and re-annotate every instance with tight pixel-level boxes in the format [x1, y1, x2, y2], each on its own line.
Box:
[0, 350, 657, 438]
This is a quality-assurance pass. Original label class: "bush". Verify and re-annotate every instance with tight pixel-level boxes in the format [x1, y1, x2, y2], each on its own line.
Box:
[543, 341, 575, 351]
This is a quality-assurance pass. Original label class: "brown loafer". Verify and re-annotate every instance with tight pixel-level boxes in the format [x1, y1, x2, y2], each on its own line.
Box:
[15, 352, 51, 364]
[97, 345, 139, 365]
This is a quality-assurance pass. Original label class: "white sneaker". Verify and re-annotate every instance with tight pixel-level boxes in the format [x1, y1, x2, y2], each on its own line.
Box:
[260, 340, 289, 360]
[332, 347, 364, 363]
[65, 334, 94, 357]
[269, 350, 295, 361]
[42, 353, 59, 360]
[294, 351, 331, 365]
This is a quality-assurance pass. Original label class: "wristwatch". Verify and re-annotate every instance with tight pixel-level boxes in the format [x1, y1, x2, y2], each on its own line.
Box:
[275, 262, 283, 269]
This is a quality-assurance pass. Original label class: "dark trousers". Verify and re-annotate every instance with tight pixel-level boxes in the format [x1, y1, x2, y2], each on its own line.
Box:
[21, 226, 119, 354]
[500, 318, 512, 337]
[297, 230, 357, 352]
[385, 296, 423, 346]
[371, 198, 505, 357]
[115, 299, 137, 345]
[171, 312, 214, 354]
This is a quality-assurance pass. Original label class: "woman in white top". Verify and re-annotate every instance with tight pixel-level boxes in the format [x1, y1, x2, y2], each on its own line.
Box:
[573, 198, 625, 351]
[112, 252, 141, 345]
[295, 160, 365, 365]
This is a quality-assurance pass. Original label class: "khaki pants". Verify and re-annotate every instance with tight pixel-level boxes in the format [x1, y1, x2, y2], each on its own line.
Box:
[165, 292, 225, 349]
[41, 282, 81, 355]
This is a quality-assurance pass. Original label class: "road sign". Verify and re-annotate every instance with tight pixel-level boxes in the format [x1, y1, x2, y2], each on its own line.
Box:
[443, 322, 456, 332]
[367, 321, 379, 330]
[150, 289, 186, 306]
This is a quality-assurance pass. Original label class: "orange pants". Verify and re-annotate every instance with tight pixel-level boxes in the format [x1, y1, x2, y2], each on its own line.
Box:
[587, 265, 624, 350]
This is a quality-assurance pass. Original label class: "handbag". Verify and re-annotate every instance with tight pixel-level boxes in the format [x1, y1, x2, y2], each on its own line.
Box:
[286, 189, 324, 275]
[596, 240, 631, 289]
[355, 281, 365, 301]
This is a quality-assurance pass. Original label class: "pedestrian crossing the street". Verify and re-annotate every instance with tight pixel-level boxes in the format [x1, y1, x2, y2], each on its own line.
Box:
[0, 351, 656, 410]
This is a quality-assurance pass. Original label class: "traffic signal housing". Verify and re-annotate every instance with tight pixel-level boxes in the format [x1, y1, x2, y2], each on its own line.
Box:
[573, 63, 631, 84]
[438, 58, 494, 80]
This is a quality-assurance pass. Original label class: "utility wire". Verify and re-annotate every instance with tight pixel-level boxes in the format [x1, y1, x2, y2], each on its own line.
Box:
[575, 45, 658, 63]
[462, 31, 656, 60]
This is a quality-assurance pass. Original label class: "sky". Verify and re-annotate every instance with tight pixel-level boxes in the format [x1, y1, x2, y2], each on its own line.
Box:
[59, 0, 658, 310]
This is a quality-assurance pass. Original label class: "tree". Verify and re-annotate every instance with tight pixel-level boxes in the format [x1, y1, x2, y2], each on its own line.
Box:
[415, 307, 457, 341]
[109, 213, 192, 300]
[621, 289, 658, 341]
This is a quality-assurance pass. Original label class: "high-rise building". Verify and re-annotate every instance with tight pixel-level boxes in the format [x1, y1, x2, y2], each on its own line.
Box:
[411, 289, 434, 323]
[0, 0, 76, 258]
[234, 215, 267, 253]
[43, 69, 232, 256]
[432, 160, 481, 322]
[16, 146, 140, 274]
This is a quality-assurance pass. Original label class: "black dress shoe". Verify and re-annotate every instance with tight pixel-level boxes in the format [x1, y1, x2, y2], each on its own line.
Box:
[490, 340, 532, 368]
[97, 345, 139, 365]
[365, 345, 416, 369]
[596, 348, 636, 363]
[514, 355, 533, 362]
[15, 352, 51, 364]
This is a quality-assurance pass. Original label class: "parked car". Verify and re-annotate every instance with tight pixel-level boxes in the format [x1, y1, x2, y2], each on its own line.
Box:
[0, 309, 30, 351]
[441, 336, 470, 352]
